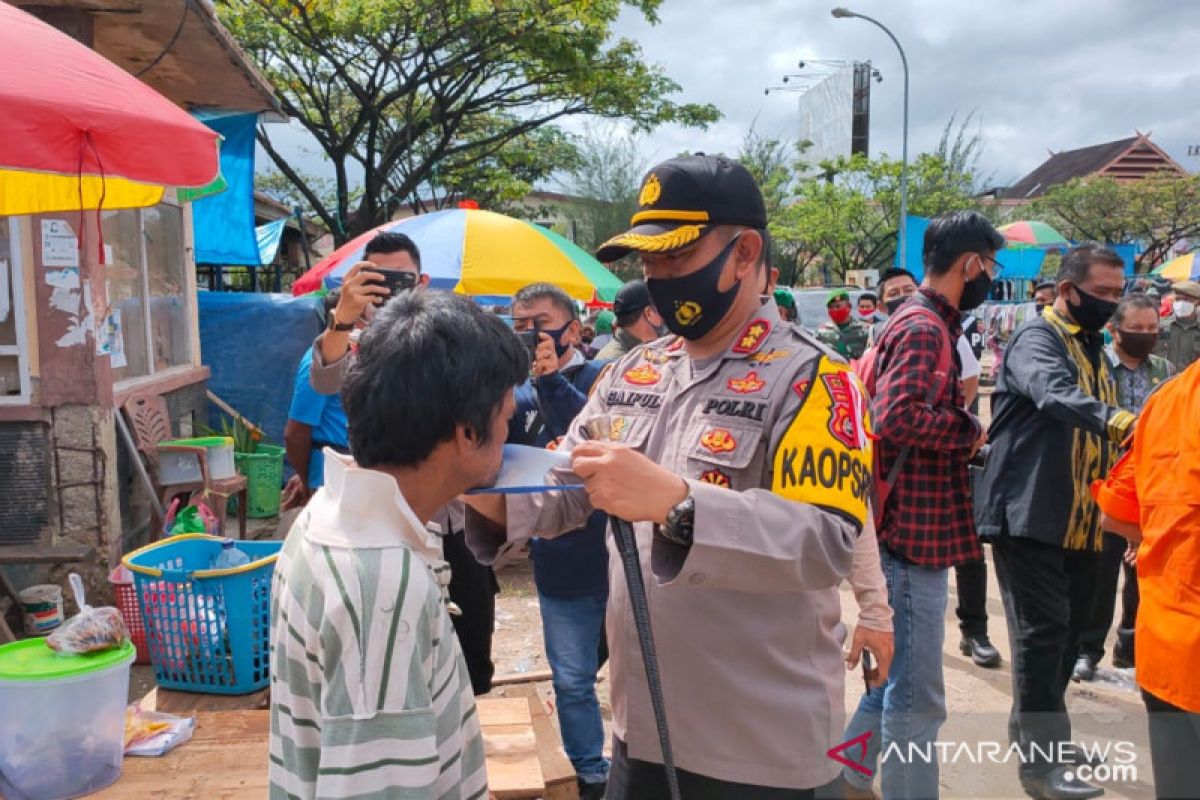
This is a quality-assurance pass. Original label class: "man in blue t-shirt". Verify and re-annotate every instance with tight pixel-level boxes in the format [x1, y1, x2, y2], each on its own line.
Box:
[282, 292, 351, 510]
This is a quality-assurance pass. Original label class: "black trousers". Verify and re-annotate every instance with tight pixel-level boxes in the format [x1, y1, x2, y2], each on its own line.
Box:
[443, 528, 500, 695]
[1142, 689, 1200, 799]
[991, 537, 1103, 777]
[607, 738, 843, 800]
[955, 556, 989, 638]
[1078, 532, 1139, 665]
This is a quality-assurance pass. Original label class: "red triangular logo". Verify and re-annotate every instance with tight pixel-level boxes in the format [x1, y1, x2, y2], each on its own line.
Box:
[826, 730, 874, 777]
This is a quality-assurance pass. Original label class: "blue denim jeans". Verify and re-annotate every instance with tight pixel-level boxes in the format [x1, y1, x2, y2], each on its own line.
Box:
[539, 592, 610, 784]
[843, 547, 949, 800]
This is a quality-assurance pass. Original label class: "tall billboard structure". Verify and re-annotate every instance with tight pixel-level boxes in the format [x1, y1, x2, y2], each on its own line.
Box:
[796, 64, 854, 174]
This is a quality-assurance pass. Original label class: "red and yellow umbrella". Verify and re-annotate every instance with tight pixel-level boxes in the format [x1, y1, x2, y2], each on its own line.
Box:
[0, 3, 221, 215]
[1151, 252, 1199, 282]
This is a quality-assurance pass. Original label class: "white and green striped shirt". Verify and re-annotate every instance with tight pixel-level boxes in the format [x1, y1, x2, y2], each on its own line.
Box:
[269, 452, 487, 799]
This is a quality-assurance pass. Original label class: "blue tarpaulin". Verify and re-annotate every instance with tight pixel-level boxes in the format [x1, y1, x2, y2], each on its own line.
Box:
[199, 291, 322, 451]
[192, 112, 259, 265]
[256, 218, 288, 265]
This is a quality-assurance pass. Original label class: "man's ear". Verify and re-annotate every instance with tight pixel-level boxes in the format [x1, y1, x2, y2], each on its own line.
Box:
[735, 229, 765, 279]
[419, 273, 431, 288]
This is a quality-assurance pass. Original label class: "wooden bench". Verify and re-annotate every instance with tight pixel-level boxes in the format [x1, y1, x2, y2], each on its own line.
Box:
[128, 690, 551, 798]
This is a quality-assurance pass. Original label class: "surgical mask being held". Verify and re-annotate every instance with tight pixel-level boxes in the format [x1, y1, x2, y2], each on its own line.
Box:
[1067, 284, 1119, 332]
[1175, 300, 1197, 318]
[1116, 330, 1158, 360]
[647, 234, 742, 340]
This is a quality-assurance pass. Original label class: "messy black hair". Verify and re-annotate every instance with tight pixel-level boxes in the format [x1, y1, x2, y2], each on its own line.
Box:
[923, 211, 1005, 277]
[364, 231, 422, 271]
[343, 292, 528, 468]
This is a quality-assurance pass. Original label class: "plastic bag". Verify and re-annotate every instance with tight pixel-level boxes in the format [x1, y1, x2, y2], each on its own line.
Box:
[164, 497, 219, 536]
[123, 706, 195, 756]
[46, 573, 129, 654]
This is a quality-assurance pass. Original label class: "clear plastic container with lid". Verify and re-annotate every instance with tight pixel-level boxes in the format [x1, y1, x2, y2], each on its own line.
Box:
[0, 638, 135, 799]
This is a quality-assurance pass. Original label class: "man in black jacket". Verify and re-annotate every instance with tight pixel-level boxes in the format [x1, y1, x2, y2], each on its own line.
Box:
[976, 244, 1135, 800]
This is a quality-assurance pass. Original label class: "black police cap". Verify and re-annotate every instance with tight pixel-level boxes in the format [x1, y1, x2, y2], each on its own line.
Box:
[595, 153, 767, 263]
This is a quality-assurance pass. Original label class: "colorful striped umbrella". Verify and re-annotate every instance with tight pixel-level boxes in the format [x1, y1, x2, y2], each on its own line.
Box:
[291, 209, 622, 304]
[998, 220, 1070, 247]
[1150, 252, 1199, 281]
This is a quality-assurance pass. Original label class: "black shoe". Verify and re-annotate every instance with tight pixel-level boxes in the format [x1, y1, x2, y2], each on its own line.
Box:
[1113, 628, 1135, 668]
[578, 779, 607, 800]
[1020, 766, 1104, 799]
[1071, 655, 1097, 682]
[1112, 652, 1134, 669]
[959, 634, 1002, 668]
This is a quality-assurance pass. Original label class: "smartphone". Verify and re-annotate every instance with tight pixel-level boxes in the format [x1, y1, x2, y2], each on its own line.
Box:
[515, 321, 541, 361]
[862, 649, 876, 692]
[367, 269, 418, 304]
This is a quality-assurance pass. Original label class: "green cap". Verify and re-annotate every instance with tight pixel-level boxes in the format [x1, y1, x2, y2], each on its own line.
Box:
[0, 637, 134, 682]
[826, 288, 850, 306]
[594, 310, 615, 335]
[773, 287, 796, 310]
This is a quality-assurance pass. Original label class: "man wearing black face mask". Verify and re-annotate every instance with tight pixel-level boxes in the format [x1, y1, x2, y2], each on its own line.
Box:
[1073, 294, 1174, 682]
[975, 243, 1135, 800]
[463, 154, 879, 798]
[510, 282, 613, 798]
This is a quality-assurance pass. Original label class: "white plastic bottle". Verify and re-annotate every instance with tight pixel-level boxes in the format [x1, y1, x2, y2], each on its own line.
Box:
[211, 538, 250, 570]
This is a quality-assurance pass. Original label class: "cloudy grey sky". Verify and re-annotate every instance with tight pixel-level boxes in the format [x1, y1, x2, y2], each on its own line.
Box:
[602, 0, 1200, 185]
[262, 0, 1200, 190]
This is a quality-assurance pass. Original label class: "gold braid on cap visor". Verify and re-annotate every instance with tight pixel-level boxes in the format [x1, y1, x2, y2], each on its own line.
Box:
[603, 224, 705, 253]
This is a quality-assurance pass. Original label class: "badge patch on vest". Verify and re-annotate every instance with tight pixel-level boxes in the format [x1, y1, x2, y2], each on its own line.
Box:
[700, 428, 737, 454]
[772, 357, 872, 526]
[699, 469, 732, 488]
[748, 348, 790, 364]
[623, 364, 661, 386]
[732, 319, 771, 354]
[727, 371, 766, 394]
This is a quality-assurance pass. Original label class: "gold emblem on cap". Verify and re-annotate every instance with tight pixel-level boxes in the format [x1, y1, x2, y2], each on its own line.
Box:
[639, 173, 662, 207]
[675, 300, 702, 326]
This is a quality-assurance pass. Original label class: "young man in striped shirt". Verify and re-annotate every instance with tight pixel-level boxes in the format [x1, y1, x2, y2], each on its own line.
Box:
[270, 291, 529, 799]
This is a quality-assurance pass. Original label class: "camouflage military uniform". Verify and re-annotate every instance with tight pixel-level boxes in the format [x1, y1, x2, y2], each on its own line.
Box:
[815, 318, 871, 360]
[1159, 313, 1200, 372]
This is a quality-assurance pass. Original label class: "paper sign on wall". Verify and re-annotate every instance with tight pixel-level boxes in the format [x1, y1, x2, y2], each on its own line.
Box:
[97, 308, 127, 368]
[41, 220, 79, 268]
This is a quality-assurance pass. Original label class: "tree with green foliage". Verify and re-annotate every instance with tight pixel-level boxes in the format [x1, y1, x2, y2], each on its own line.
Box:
[561, 124, 645, 278]
[220, 0, 719, 244]
[1029, 173, 1200, 271]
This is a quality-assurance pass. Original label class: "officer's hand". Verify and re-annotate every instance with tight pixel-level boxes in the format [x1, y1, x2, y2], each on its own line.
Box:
[571, 441, 688, 524]
[532, 333, 559, 377]
[846, 625, 893, 689]
[333, 262, 389, 326]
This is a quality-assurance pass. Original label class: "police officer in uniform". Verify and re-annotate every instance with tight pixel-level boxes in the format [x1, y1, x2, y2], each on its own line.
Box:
[464, 154, 874, 798]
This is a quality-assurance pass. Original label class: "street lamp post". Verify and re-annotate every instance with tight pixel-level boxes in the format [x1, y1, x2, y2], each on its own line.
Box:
[832, 7, 910, 268]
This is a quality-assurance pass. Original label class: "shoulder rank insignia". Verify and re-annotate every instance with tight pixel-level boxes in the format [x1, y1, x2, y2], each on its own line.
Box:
[700, 428, 737, 454]
[666, 336, 685, 353]
[727, 371, 766, 394]
[642, 348, 669, 365]
[623, 363, 661, 386]
[732, 319, 771, 354]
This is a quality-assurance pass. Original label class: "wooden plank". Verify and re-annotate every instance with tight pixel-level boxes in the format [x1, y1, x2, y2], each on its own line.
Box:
[501, 685, 579, 799]
[145, 686, 271, 714]
[92, 711, 268, 799]
[0, 544, 93, 564]
[478, 696, 533, 727]
[491, 668, 555, 687]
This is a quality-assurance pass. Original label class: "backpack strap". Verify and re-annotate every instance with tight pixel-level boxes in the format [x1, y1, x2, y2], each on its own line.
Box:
[871, 299, 956, 522]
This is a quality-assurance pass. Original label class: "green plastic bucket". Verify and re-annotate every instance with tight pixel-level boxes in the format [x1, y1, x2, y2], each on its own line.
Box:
[234, 444, 285, 518]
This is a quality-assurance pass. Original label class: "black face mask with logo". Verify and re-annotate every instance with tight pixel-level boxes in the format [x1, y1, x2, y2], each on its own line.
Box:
[647, 234, 742, 340]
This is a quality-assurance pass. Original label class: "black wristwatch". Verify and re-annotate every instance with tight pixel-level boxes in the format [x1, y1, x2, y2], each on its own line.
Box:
[327, 316, 355, 332]
[658, 494, 695, 546]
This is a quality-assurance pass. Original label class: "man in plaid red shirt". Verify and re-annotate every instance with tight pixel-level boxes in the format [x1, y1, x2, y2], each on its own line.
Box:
[841, 211, 1000, 800]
